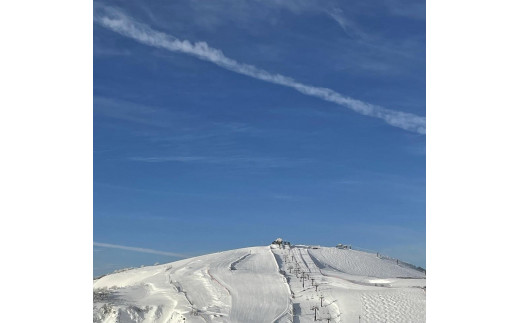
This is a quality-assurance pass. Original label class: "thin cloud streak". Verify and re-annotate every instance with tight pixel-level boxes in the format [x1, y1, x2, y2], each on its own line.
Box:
[128, 155, 311, 168]
[94, 6, 425, 134]
[94, 242, 186, 258]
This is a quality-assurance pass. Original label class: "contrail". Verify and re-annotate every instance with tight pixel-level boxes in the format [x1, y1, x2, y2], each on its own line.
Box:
[94, 242, 186, 257]
[94, 6, 425, 134]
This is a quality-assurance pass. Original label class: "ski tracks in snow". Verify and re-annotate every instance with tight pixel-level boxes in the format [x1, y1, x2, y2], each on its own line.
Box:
[94, 246, 425, 323]
[268, 247, 293, 323]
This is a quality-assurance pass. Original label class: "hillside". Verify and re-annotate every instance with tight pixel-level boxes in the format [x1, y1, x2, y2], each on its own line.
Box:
[93, 244, 425, 322]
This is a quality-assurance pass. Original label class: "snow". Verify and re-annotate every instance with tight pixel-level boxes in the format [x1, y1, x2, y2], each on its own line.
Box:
[94, 245, 425, 322]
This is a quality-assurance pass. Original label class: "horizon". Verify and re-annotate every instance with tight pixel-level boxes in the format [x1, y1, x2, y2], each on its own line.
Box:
[94, 241, 425, 279]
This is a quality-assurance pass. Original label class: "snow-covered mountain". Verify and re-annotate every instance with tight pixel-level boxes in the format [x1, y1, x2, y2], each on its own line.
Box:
[93, 244, 425, 322]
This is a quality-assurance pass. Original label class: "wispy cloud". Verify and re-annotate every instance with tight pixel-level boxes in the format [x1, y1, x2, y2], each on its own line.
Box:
[94, 182, 172, 195]
[129, 156, 208, 163]
[336, 171, 425, 203]
[94, 6, 425, 134]
[337, 171, 425, 189]
[383, 0, 425, 20]
[325, 7, 368, 39]
[94, 96, 178, 128]
[337, 179, 362, 185]
[93, 242, 186, 257]
[128, 155, 310, 168]
[271, 194, 302, 201]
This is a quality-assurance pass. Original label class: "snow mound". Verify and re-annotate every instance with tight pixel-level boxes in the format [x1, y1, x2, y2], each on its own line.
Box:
[307, 247, 425, 278]
[93, 245, 425, 322]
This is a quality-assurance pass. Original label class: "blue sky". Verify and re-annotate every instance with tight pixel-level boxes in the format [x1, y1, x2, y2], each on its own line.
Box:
[93, 0, 425, 276]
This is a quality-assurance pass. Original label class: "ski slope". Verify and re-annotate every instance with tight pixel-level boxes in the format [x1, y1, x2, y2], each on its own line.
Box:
[93, 245, 425, 322]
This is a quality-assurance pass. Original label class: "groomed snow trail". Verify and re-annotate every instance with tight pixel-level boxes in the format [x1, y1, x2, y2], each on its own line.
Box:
[94, 245, 425, 322]
[270, 245, 425, 323]
[94, 246, 290, 323]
